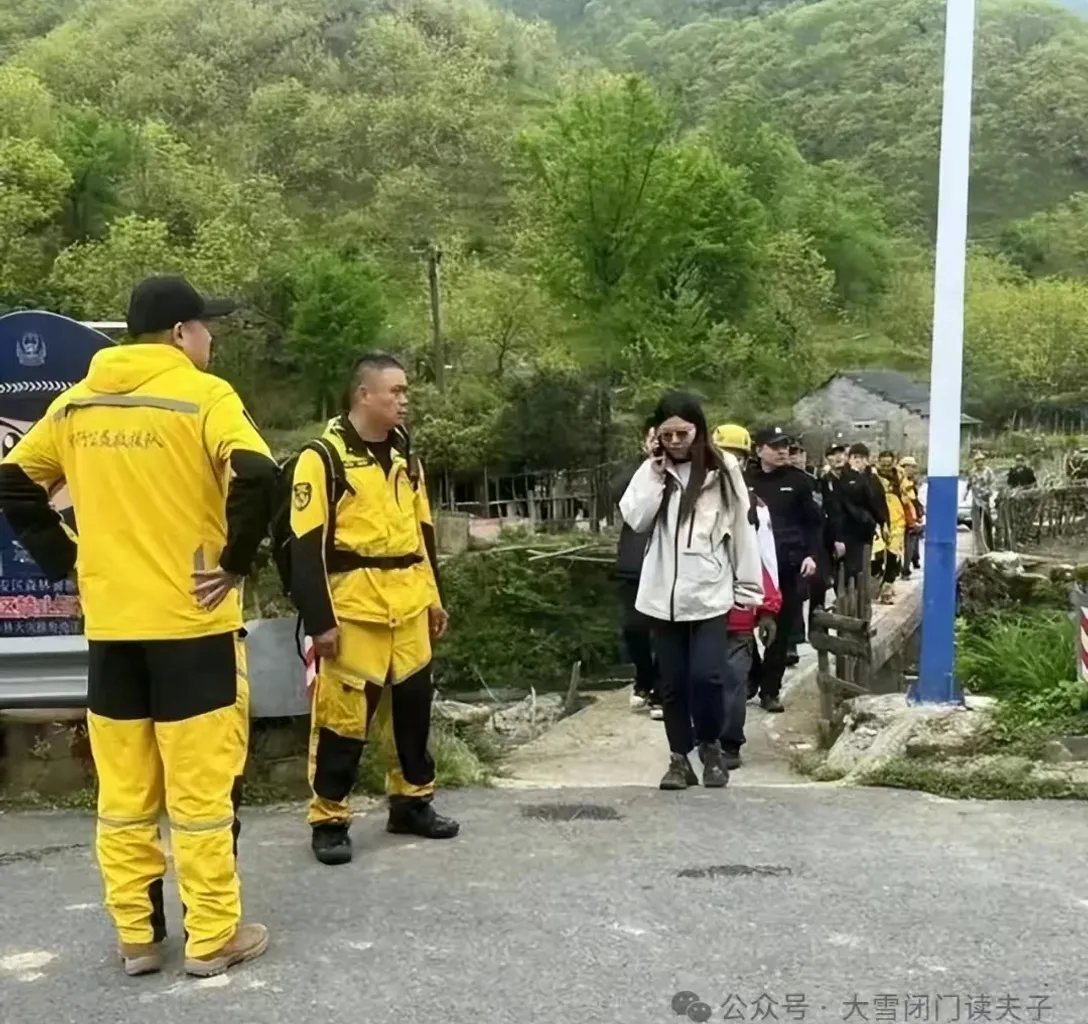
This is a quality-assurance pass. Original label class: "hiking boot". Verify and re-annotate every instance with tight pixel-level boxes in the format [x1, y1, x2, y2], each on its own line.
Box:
[660, 753, 698, 790]
[760, 694, 785, 713]
[387, 799, 460, 839]
[119, 941, 164, 977]
[785, 646, 800, 667]
[630, 690, 650, 711]
[698, 742, 729, 788]
[184, 923, 269, 978]
[649, 703, 664, 721]
[722, 747, 743, 771]
[879, 583, 896, 604]
[311, 823, 353, 866]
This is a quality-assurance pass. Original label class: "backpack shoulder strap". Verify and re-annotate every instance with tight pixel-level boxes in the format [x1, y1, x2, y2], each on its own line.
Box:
[302, 438, 350, 510]
[392, 427, 420, 488]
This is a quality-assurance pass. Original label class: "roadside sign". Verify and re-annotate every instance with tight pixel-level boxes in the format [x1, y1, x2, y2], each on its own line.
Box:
[0, 312, 116, 638]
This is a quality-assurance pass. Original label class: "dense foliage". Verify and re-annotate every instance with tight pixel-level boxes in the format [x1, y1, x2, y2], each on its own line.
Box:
[3, 0, 1088, 465]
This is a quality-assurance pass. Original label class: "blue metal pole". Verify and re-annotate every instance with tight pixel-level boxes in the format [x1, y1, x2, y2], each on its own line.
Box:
[910, 0, 977, 706]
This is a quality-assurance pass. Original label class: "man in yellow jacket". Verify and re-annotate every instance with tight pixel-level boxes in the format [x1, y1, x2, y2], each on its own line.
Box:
[0, 276, 279, 978]
[290, 352, 458, 866]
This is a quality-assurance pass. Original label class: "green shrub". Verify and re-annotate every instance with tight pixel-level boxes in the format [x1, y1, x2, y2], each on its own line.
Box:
[436, 547, 621, 693]
[958, 610, 1088, 749]
[957, 611, 1075, 701]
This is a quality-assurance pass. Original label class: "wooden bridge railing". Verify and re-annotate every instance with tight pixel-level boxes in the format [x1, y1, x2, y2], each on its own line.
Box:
[810, 545, 876, 731]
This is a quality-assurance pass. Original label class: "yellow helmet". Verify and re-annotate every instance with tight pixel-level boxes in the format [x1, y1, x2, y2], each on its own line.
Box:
[712, 423, 752, 453]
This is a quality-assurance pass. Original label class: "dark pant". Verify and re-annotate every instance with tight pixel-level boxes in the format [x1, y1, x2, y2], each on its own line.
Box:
[757, 565, 803, 699]
[619, 580, 658, 701]
[976, 507, 994, 551]
[721, 633, 755, 754]
[904, 530, 921, 571]
[652, 616, 730, 755]
[873, 551, 900, 585]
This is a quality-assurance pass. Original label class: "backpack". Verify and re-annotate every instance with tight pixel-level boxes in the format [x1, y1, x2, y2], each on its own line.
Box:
[268, 427, 421, 602]
[269, 437, 351, 602]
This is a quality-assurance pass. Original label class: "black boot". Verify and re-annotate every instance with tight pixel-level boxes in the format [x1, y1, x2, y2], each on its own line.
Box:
[311, 823, 353, 866]
[387, 798, 460, 839]
[698, 742, 729, 788]
[659, 753, 698, 790]
[722, 746, 742, 771]
[760, 694, 784, 713]
[785, 645, 800, 667]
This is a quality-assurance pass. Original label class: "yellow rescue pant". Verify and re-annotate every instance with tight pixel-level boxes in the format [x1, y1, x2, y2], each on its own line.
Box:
[86, 631, 249, 960]
[308, 611, 436, 826]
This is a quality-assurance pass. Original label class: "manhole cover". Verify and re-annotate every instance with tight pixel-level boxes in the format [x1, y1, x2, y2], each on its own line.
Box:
[677, 864, 791, 879]
[521, 803, 623, 822]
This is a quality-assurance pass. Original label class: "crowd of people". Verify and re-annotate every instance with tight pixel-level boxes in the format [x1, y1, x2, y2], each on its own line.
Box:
[611, 394, 927, 791]
[0, 272, 978, 981]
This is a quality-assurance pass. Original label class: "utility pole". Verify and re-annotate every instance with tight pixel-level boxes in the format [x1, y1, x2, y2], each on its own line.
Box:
[427, 243, 445, 394]
[913, 0, 977, 706]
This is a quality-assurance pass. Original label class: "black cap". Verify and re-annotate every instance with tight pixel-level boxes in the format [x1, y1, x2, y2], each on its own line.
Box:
[126, 275, 236, 337]
[754, 425, 792, 448]
[826, 433, 847, 455]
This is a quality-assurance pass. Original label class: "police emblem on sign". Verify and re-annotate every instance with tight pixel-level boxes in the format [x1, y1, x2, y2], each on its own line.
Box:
[16, 332, 46, 368]
[293, 482, 312, 511]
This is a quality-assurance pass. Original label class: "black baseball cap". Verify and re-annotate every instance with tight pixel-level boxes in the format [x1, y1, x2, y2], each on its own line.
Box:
[126, 275, 237, 337]
[754, 425, 793, 448]
[826, 434, 848, 455]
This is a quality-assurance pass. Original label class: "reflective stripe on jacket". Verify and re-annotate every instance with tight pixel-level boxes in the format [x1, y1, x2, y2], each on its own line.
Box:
[0, 344, 275, 641]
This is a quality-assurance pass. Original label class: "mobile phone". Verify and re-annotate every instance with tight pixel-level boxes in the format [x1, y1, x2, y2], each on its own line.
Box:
[651, 437, 664, 458]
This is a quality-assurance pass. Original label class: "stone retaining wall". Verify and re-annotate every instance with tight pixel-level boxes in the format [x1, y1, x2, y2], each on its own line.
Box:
[0, 710, 312, 804]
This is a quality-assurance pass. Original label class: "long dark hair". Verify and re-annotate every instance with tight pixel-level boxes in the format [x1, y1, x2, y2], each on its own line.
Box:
[651, 392, 735, 523]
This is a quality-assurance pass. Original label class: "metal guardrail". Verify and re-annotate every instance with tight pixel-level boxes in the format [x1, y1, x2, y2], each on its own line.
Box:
[0, 618, 312, 718]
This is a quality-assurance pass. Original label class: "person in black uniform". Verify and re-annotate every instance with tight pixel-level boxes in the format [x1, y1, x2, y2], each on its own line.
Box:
[611, 420, 661, 718]
[810, 438, 849, 627]
[746, 426, 823, 712]
[845, 443, 889, 588]
[1006, 455, 1037, 489]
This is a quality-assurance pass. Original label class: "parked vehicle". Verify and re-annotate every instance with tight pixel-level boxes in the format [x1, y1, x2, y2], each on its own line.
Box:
[916, 478, 972, 528]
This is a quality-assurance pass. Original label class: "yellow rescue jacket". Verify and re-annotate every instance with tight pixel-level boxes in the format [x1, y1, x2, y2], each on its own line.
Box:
[872, 469, 906, 558]
[289, 415, 441, 633]
[0, 344, 275, 641]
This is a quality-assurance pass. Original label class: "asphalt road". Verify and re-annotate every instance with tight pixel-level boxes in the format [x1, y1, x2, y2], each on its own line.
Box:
[2, 785, 1088, 1024]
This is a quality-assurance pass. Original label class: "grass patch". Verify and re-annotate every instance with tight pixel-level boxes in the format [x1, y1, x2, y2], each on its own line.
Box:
[358, 705, 503, 796]
[957, 610, 1088, 755]
[861, 755, 1088, 800]
[788, 748, 846, 782]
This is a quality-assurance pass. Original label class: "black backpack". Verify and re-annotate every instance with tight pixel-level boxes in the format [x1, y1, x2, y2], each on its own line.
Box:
[269, 438, 352, 601]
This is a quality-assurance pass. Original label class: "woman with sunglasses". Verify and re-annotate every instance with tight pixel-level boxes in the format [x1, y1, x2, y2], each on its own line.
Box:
[619, 393, 764, 790]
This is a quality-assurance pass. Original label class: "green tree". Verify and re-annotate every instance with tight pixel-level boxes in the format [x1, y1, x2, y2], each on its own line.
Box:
[0, 136, 72, 306]
[290, 251, 388, 419]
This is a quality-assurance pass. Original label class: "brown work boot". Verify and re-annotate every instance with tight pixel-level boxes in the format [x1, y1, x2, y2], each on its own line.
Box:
[119, 941, 165, 977]
[184, 923, 269, 978]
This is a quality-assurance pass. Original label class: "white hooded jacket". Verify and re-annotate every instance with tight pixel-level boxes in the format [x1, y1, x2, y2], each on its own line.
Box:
[619, 451, 764, 623]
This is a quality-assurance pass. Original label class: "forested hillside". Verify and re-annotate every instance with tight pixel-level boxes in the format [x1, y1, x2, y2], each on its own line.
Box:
[2, 0, 1088, 469]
